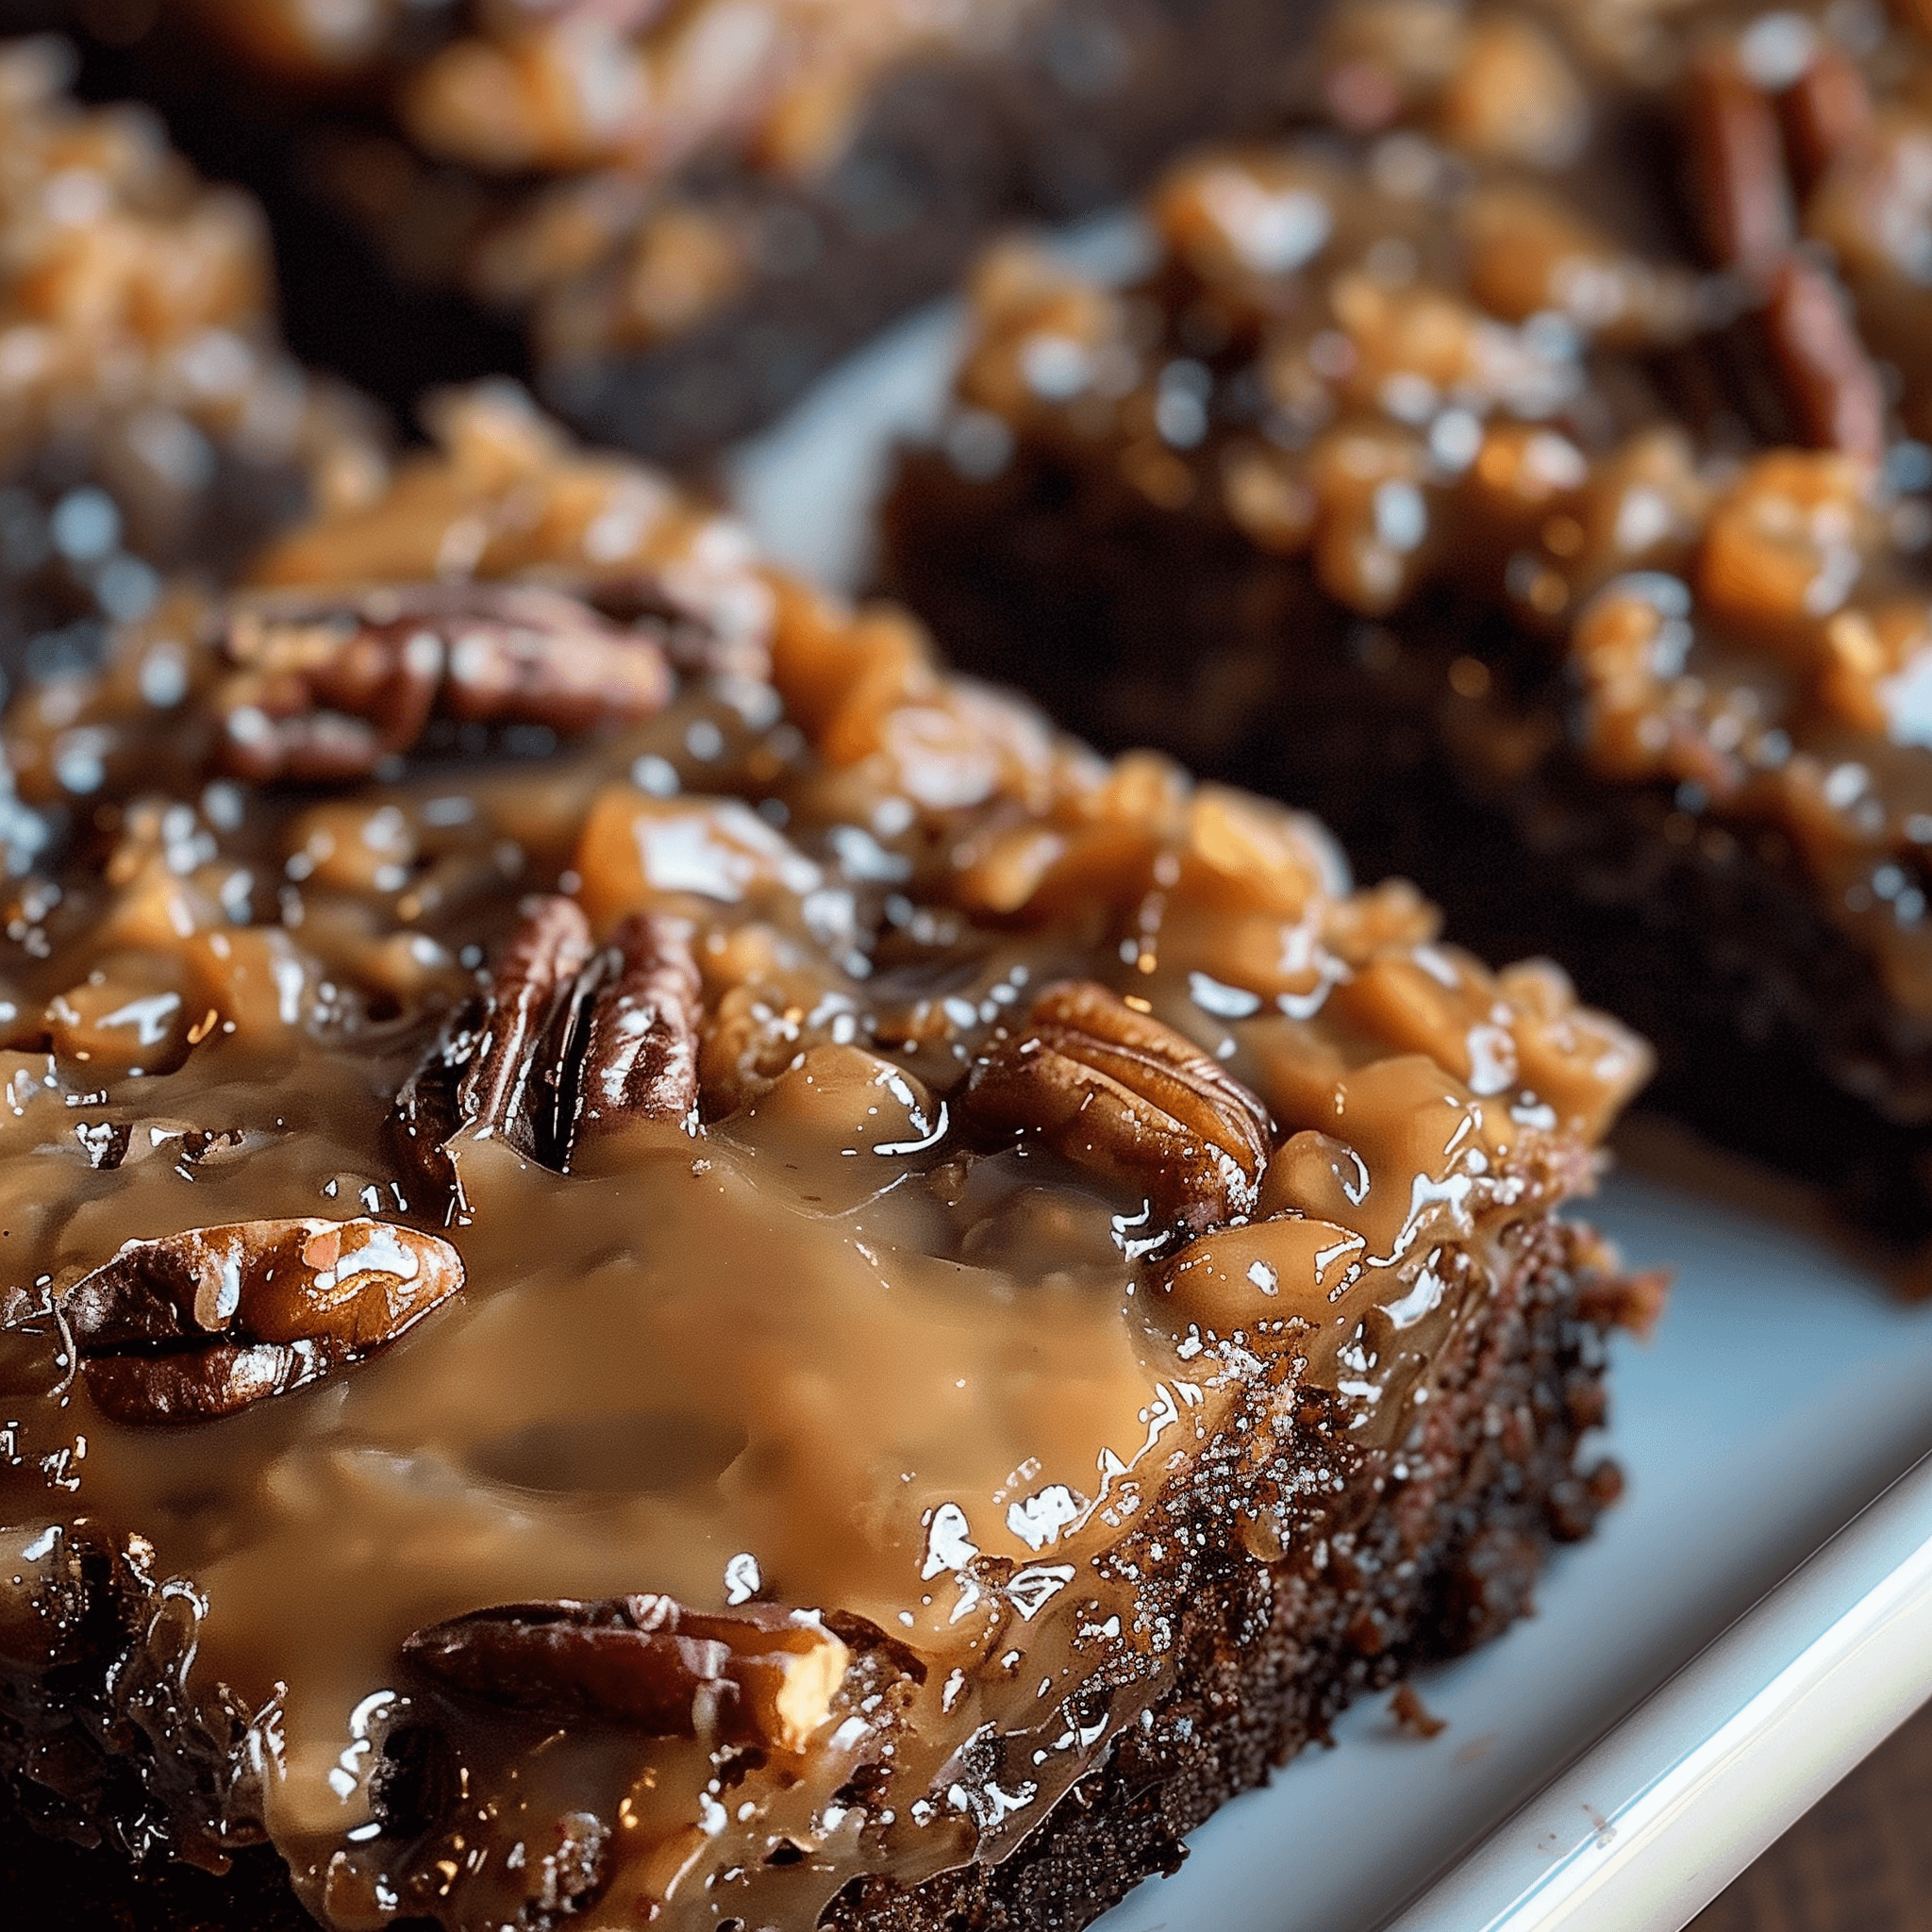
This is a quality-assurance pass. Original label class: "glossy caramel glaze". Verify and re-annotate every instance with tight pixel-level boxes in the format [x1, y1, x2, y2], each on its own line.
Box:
[0, 385, 1647, 1929]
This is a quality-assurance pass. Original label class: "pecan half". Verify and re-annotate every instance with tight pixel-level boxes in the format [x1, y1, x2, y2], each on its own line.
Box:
[582, 575, 769, 683]
[393, 896, 591, 1192]
[214, 584, 674, 784]
[570, 914, 703, 1141]
[1681, 50, 1884, 457]
[1764, 254, 1885, 459]
[460, 894, 598, 1163]
[1778, 44, 1874, 195]
[523, 1, 672, 27]
[62, 1218, 464, 1426]
[403, 1595, 848, 1754]
[393, 900, 700, 1200]
[960, 982, 1271, 1234]
[1688, 52, 1795, 277]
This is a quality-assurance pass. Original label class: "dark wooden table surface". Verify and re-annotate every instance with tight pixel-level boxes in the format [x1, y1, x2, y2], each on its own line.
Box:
[1691, 1697, 1932, 1930]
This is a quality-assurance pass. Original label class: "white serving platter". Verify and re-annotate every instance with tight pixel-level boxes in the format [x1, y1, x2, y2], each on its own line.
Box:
[722, 245, 1932, 1932]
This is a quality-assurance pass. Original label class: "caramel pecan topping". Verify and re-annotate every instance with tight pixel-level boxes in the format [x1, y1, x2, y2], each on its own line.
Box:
[404, 1595, 849, 1754]
[59, 1218, 464, 1426]
[961, 982, 1271, 1235]
[394, 898, 701, 1201]
[214, 584, 674, 784]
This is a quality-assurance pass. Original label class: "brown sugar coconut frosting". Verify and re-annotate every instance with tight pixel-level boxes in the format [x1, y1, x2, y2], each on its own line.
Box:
[0, 385, 1654, 1930]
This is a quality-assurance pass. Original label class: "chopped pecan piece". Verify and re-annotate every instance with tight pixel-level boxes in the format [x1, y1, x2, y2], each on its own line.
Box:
[1763, 255, 1885, 459]
[960, 982, 1271, 1234]
[404, 1595, 848, 1754]
[61, 1218, 464, 1426]
[1390, 1683, 1448, 1739]
[214, 583, 674, 784]
[394, 900, 701, 1200]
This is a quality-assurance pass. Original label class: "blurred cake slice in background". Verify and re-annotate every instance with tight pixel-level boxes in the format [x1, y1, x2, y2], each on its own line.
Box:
[11, 0, 1334, 461]
[0, 30, 384, 711]
[883, 0, 1932, 1261]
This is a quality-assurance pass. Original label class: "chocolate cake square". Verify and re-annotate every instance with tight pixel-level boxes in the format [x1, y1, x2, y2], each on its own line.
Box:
[0, 380, 1657, 1930]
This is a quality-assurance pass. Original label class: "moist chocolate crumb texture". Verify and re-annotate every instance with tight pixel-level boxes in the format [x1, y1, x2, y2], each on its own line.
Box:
[884, 0, 1932, 1254]
[0, 381, 1653, 1930]
[0, 34, 386, 697]
[40, 0, 1327, 458]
